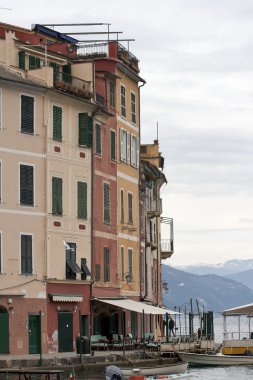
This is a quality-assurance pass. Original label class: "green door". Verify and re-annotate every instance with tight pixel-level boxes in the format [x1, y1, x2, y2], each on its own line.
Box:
[29, 315, 41, 354]
[58, 312, 73, 352]
[0, 310, 9, 353]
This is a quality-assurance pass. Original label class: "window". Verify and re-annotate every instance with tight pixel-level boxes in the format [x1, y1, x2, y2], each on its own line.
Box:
[21, 234, 32, 274]
[29, 55, 41, 70]
[65, 242, 82, 279]
[103, 183, 110, 224]
[52, 177, 62, 215]
[18, 51, 26, 70]
[131, 92, 136, 124]
[110, 130, 116, 161]
[95, 123, 101, 154]
[131, 135, 139, 168]
[110, 82, 115, 107]
[104, 247, 110, 282]
[21, 95, 34, 134]
[77, 181, 87, 219]
[128, 192, 133, 224]
[95, 264, 100, 281]
[78, 113, 93, 148]
[121, 246, 124, 280]
[121, 85, 126, 118]
[128, 248, 133, 281]
[20, 164, 34, 206]
[120, 129, 130, 163]
[53, 105, 62, 141]
[81, 258, 91, 280]
[62, 64, 72, 83]
[120, 189, 124, 222]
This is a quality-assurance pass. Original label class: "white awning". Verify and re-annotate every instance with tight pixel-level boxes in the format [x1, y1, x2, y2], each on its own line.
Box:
[223, 303, 253, 316]
[94, 298, 180, 315]
[50, 294, 83, 302]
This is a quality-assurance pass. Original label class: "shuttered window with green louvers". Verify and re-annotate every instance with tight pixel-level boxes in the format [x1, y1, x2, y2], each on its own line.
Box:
[29, 55, 41, 70]
[104, 247, 110, 282]
[52, 177, 63, 215]
[21, 235, 33, 274]
[103, 183, 110, 224]
[95, 124, 101, 154]
[21, 95, 34, 134]
[95, 264, 100, 282]
[110, 130, 116, 161]
[18, 51, 26, 70]
[49, 62, 60, 81]
[53, 105, 62, 141]
[77, 181, 87, 219]
[78, 113, 93, 147]
[62, 64, 72, 83]
[20, 164, 34, 206]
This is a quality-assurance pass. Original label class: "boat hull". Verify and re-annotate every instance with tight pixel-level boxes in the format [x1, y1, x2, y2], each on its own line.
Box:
[178, 352, 253, 366]
[222, 339, 253, 356]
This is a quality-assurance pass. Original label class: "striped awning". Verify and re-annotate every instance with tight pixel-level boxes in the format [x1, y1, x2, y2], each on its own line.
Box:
[49, 294, 83, 302]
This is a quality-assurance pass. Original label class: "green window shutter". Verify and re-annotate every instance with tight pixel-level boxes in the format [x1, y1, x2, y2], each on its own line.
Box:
[104, 247, 110, 282]
[128, 249, 133, 278]
[95, 124, 101, 154]
[95, 264, 100, 281]
[20, 165, 34, 206]
[52, 177, 63, 215]
[77, 181, 87, 219]
[110, 82, 115, 107]
[53, 105, 62, 141]
[18, 51, 25, 70]
[21, 95, 34, 134]
[104, 183, 110, 224]
[128, 193, 133, 224]
[62, 64, 72, 83]
[110, 130, 116, 160]
[78, 113, 93, 148]
[21, 235, 32, 274]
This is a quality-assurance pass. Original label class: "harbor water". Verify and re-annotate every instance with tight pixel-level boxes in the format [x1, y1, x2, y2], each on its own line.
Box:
[187, 314, 253, 379]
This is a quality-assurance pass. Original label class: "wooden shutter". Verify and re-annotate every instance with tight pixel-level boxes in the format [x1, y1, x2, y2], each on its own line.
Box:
[95, 124, 101, 154]
[53, 106, 62, 141]
[49, 62, 59, 81]
[77, 181, 87, 219]
[120, 189, 124, 222]
[128, 193, 133, 224]
[62, 64, 72, 83]
[95, 264, 100, 281]
[18, 51, 25, 70]
[21, 235, 32, 274]
[20, 165, 34, 206]
[121, 246, 124, 280]
[21, 95, 34, 134]
[52, 177, 63, 215]
[127, 132, 130, 164]
[128, 249, 133, 278]
[29, 55, 40, 70]
[79, 113, 93, 147]
[104, 183, 110, 224]
[104, 247, 110, 282]
[110, 130, 116, 160]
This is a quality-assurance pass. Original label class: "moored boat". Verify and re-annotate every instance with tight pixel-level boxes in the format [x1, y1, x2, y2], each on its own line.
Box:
[105, 360, 188, 380]
[222, 303, 253, 356]
[178, 351, 253, 366]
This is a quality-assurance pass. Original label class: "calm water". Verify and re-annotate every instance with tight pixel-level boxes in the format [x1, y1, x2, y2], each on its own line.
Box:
[185, 314, 253, 379]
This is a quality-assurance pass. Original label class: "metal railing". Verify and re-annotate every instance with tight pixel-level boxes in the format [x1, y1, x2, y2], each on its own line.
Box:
[77, 42, 108, 57]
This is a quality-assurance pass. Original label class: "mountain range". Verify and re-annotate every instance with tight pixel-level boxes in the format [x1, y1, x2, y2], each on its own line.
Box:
[162, 263, 253, 313]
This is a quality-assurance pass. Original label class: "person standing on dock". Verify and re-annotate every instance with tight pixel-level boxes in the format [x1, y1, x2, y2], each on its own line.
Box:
[169, 317, 175, 336]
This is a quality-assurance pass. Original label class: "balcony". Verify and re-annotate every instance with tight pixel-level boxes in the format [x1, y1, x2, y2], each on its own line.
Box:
[147, 197, 162, 219]
[161, 239, 174, 259]
[54, 72, 93, 100]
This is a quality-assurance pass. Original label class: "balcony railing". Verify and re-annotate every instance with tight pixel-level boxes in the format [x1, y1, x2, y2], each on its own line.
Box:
[54, 72, 92, 99]
[147, 197, 162, 218]
[161, 239, 174, 259]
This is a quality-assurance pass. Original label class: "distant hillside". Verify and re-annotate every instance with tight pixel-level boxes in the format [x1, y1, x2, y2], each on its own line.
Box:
[175, 259, 253, 276]
[225, 269, 253, 290]
[162, 265, 253, 313]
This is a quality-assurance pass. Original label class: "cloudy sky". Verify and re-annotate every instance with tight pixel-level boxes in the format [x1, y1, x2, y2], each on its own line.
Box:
[3, 0, 253, 265]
